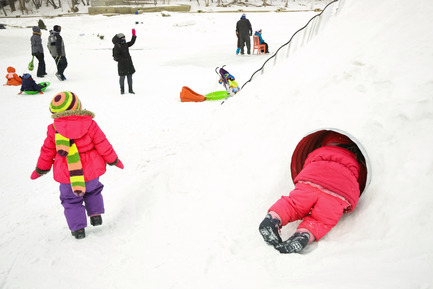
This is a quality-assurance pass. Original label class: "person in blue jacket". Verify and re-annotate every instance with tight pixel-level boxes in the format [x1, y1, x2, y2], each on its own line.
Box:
[254, 29, 269, 54]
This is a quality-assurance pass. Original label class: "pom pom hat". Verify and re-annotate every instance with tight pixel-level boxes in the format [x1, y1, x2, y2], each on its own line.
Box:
[50, 91, 82, 114]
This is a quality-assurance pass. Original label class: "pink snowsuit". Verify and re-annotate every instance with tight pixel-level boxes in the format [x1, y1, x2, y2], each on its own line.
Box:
[35, 111, 118, 183]
[269, 145, 361, 241]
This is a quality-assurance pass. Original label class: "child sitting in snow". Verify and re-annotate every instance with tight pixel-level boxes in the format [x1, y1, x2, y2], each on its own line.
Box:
[30, 91, 124, 239]
[259, 132, 365, 253]
[4, 66, 22, 86]
[18, 73, 47, 94]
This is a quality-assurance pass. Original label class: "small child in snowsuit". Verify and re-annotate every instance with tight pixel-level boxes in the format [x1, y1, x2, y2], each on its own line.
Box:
[236, 31, 241, 55]
[30, 91, 124, 239]
[5, 66, 22, 86]
[18, 73, 47, 94]
[259, 132, 364, 253]
[254, 29, 269, 54]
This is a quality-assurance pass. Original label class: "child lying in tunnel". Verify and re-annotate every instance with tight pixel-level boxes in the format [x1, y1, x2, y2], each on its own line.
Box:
[259, 131, 366, 254]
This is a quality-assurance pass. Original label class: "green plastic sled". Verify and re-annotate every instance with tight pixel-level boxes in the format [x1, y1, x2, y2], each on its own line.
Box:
[23, 82, 50, 95]
[204, 90, 229, 101]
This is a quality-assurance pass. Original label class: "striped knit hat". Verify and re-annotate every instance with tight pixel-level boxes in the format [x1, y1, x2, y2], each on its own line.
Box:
[50, 91, 82, 114]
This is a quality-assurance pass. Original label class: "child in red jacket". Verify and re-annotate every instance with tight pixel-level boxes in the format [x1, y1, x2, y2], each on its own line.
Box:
[31, 91, 124, 239]
[5, 66, 22, 86]
[259, 132, 363, 253]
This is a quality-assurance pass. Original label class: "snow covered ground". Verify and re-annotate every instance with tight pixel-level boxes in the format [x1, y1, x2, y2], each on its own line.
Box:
[1, 0, 433, 288]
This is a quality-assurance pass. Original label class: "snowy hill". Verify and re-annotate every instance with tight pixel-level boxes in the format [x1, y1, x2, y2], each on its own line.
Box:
[1, 0, 432, 288]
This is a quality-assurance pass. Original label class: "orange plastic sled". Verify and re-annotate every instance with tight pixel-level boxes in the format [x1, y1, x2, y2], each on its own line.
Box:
[180, 86, 205, 102]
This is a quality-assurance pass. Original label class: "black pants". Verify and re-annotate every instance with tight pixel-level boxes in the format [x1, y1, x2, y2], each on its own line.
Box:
[261, 42, 269, 53]
[119, 74, 133, 92]
[55, 56, 68, 77]
[33, 52, 46, 77]
[239, 35, 251, 54]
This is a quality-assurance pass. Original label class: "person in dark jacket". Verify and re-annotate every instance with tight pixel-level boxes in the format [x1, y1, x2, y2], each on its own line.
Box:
[47, 25, 67, 81]
[112, 29, 137, 94]
[31, 26, 47, 78]
[18, 73, 47, 94]
[236, 13, 252, 55]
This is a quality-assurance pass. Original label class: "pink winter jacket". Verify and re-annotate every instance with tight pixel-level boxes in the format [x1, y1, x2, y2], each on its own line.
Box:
[35, 110, 118, 184]
[294, 145, 361, 212]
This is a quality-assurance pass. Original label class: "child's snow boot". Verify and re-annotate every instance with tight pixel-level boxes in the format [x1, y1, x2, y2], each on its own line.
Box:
[71, 228, 86, 239]
[259, 213, 282, 246]
[236, 47, 240, 55]
[275, 232, 310, 254]
[90, 215, 103, 226]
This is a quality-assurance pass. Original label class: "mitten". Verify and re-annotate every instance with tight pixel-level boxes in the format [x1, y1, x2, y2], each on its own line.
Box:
[116, 159, 124, 169]
[30, 167, 50, 180]
[132, 28, 136, 36]
[108, 158, 124, 169]
[274, 232, 310, 254]
[30, 170, 40, 180]
[258, 213, 282, 246]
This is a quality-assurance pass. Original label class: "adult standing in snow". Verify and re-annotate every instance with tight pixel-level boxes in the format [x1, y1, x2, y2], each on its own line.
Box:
[259, 132, 366, 254]
[236, 13, 252, 55]
[47, 25, 68, 81]
[30, 26, 47, 78]
[112, 29, 137, 94]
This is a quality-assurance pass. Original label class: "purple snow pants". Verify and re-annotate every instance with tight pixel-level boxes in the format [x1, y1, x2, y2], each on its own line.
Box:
[59, 177, 105, 231]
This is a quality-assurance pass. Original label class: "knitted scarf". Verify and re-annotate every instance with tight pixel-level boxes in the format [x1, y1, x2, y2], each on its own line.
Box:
[53, 124, 86, 196]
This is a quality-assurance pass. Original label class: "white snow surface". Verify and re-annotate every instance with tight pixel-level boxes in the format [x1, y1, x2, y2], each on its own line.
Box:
[1, 0, 433, 288]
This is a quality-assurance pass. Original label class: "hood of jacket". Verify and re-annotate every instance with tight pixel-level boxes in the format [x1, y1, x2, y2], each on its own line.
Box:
[7, 66, 15, 73]
[52, 110, 95, 139]
[112, 35, 122, 45]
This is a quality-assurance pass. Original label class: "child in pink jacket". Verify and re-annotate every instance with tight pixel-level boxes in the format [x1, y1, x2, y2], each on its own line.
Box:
[259, 132, 364, 253]
[31, 91, 124, 239]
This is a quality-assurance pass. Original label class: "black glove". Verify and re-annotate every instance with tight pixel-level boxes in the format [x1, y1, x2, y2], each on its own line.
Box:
[258, 214, 282, 246]
[275, 232, 310, 254]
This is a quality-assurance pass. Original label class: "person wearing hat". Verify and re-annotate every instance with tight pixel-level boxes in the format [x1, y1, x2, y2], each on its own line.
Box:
[254, 29, 269, 54]
[18, 73, 47, 94]
[30, 26, 47, 78]
[236, 13, 252, 55]
[259, 131, 364, 254]
[4, 66, 22, 86]
[47, 25, 68, 81]
[30, 91, 124, 239]
[112, 29, 137, 94]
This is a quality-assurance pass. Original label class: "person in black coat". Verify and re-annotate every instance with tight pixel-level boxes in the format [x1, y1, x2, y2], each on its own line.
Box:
[18, 73, 47, 94]
[236, 13, 252, 55]
[112, 29, 137, 94]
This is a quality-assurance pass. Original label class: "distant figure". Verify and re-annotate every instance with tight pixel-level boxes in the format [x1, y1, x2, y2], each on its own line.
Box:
[112, 29, 137, 94]
[236, 31, 241, 55]
[31, 26, 47, 78]
[47, 25, 68, 81]
[5, 66, 22, 86]
[259, 132, 365, 254]
[254, 29, 269, 54]
[18, 73, 46, 94]
[236, 13, 252, 55]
